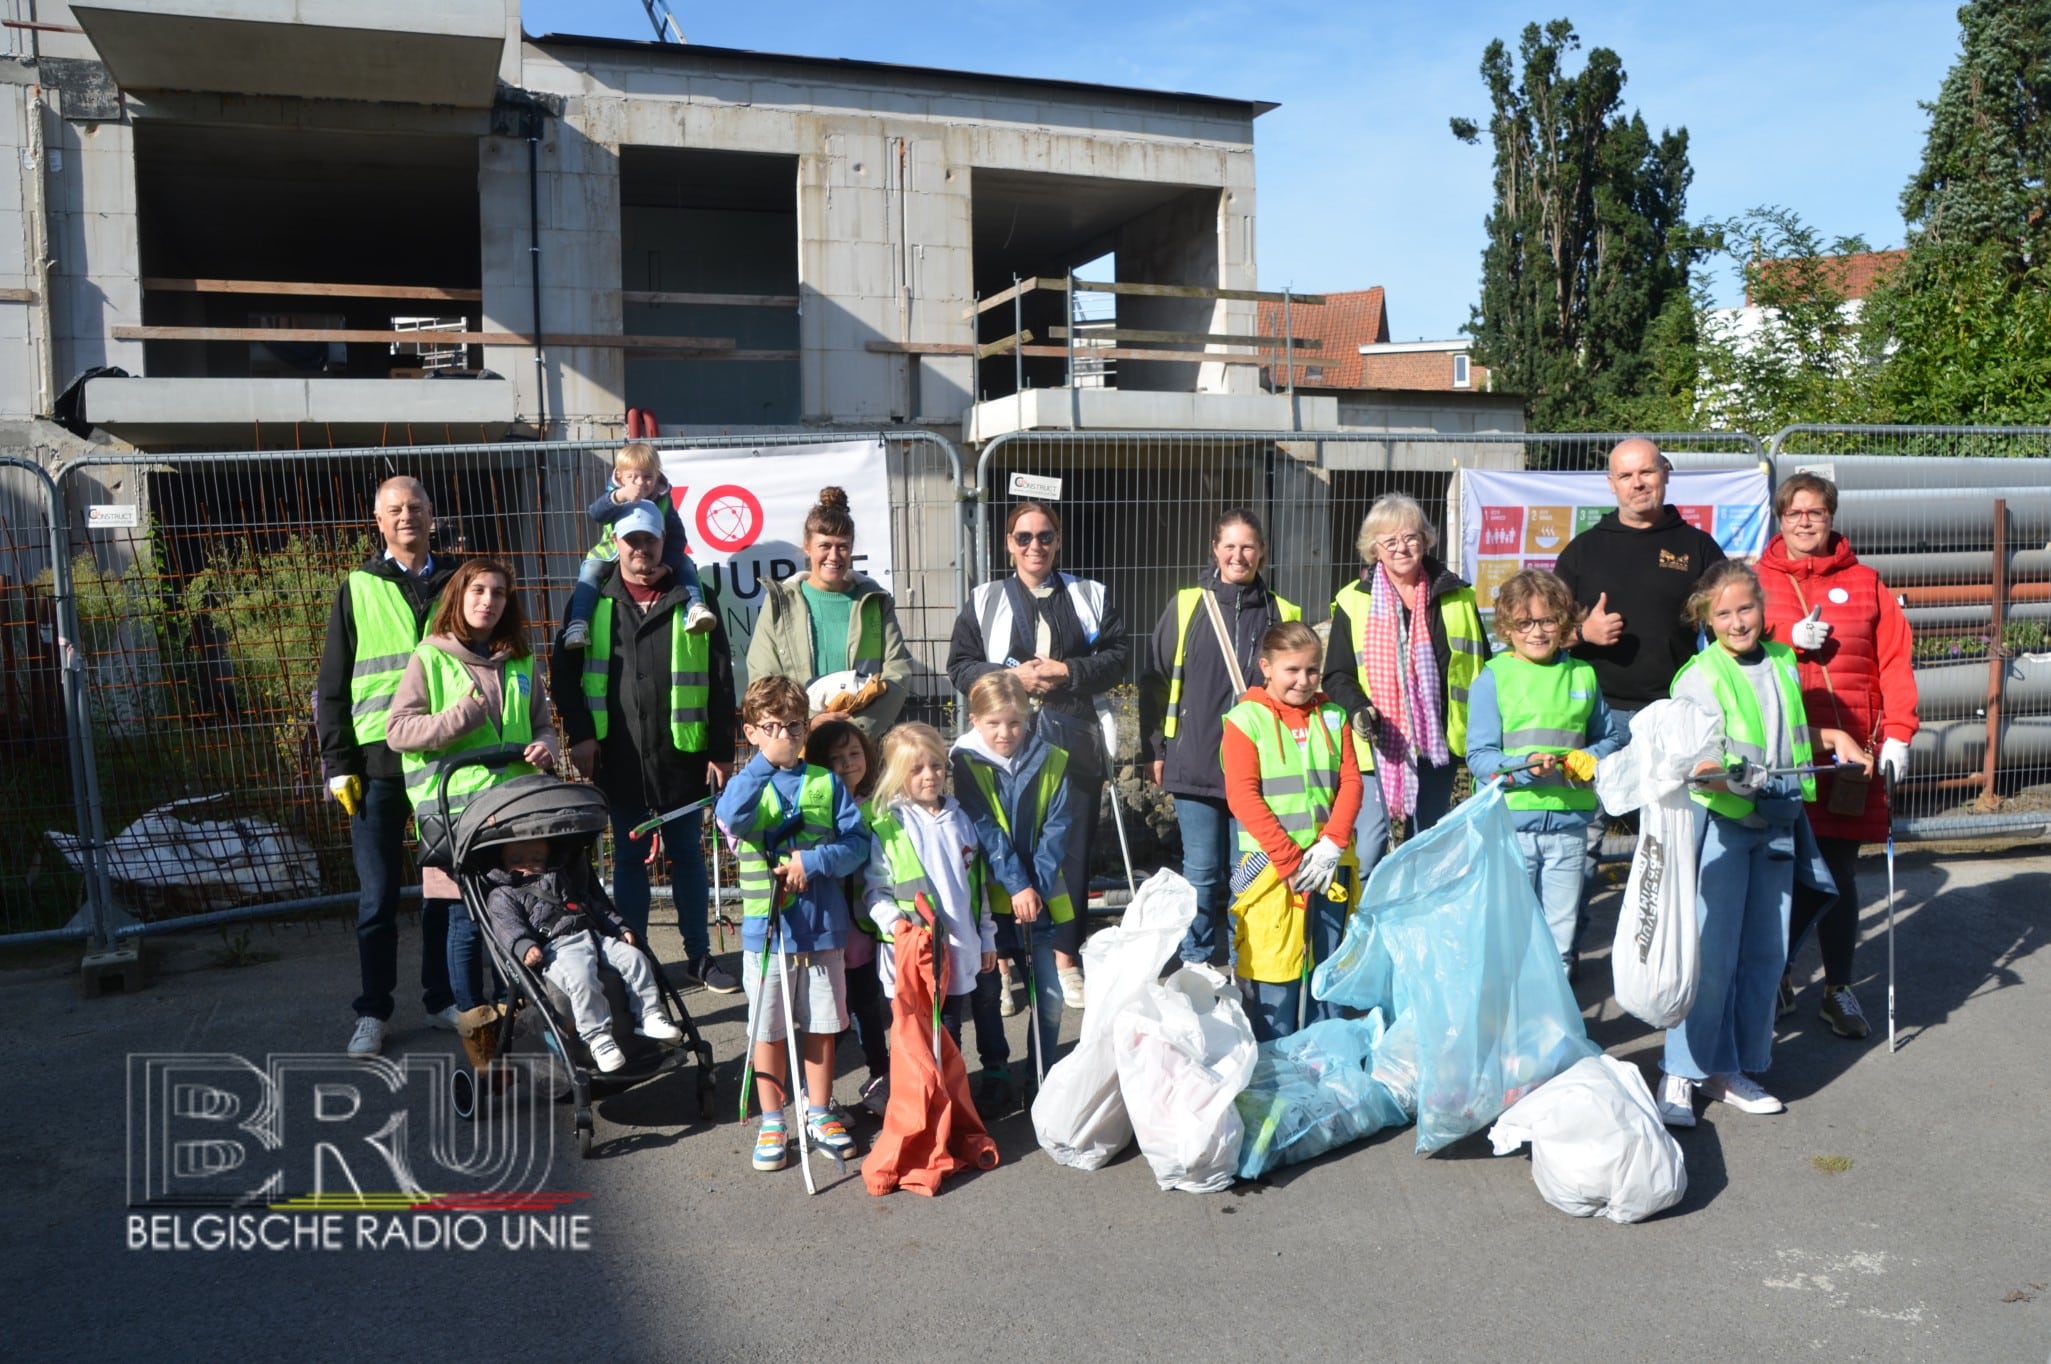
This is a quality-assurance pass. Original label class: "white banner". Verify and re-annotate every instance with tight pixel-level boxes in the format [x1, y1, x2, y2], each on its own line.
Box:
[1457, 466, 1771, 614]
[656, 439, 891, 671]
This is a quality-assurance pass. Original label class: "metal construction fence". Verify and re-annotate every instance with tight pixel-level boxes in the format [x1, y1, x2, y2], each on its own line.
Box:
[7, 420, 2051, 948]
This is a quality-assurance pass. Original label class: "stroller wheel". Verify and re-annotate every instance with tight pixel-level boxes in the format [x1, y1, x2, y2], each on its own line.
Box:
[697, 1073, 718, 1121]
[451, 1067, 478, 1122]
[575, 1115, 594, 1160]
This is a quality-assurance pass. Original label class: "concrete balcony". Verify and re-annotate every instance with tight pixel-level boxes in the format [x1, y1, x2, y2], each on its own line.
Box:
[83, 375, 518, 447]
[966, 388, 1337, 442]
[70, 0, 509, 108]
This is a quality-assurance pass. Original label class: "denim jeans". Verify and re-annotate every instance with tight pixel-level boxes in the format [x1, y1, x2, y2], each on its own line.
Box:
[843, 947, 891, 1081]
[1664, 811, 1794, 1081]
[1174, 794, 1233, 966]
[1515, 828, 1591, 957]
[1055, 774, 1099, 959]
[607, 802, 712, 961]
[350, 774, 452, 1020]
[566, 559, 609, 632]
[968, 965, 1011, 1075]
[982, 915, 1061, 1073]
[446, 912, 492, 1012]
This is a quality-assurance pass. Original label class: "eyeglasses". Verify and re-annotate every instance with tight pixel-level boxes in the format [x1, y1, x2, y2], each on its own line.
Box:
[750, 720, 806, 739]
[1375, 533, 1424, 553]
[1781, 508, 1831, 524]
[1509, 616, 1561, 634]
[1011, 530, 1057, 548]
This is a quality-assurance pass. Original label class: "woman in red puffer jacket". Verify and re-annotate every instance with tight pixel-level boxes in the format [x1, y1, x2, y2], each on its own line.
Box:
[1757, 473, 1920, 1042]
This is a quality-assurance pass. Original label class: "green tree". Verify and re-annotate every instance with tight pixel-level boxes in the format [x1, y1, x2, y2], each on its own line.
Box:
[1452, 19, 1696, 430]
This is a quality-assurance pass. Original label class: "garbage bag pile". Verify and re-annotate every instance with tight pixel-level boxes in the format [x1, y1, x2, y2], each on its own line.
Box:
[1114, 966, 1258, 1193]
[1233, 1012, 1411, 1181]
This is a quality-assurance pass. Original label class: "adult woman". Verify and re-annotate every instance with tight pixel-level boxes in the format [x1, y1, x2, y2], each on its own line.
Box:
[1323, 494, 1489, 873]
[386, 558, 560, 1030]
[747, 486, 915, 740]
[1757, 472, 1919, 1040]
[947, 501, 1128, 1006]
[1140, 509, 1301, 968]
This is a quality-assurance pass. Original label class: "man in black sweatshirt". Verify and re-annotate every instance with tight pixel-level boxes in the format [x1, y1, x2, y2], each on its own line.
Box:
[1553, 438, 1725, 718]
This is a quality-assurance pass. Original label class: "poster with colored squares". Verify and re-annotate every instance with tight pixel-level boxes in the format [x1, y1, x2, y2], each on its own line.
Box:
[1457, 466, 1771, 618]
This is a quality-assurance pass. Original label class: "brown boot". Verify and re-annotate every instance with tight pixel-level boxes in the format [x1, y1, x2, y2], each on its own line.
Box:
[457, 1003, 503, 1069]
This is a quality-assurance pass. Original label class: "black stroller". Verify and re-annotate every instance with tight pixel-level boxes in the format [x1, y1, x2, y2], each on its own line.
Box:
[426, 753, 718, 1157]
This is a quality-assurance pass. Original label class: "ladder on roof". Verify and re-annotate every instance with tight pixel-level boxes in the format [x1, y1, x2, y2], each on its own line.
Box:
[641, 1, 685, 42]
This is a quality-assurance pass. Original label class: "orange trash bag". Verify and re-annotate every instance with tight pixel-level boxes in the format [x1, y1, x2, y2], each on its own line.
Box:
[863, 912, 1000, 1196]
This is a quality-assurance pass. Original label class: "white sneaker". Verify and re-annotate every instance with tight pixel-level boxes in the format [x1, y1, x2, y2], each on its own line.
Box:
[1058, 965, 1086, 1010]
[1656, 1072, 1697, 1128]
[683, 601, 717, 634]
[588, 1035, 627, 1073]
[347, 1016, 386, 1057]
[1701, 1072, 1784, 1114]
[635, 1011, 683, 1043]
[425, 1004, 461, 1032]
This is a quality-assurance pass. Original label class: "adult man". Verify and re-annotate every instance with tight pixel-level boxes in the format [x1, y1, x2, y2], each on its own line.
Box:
[1553, 437, 1727, 718]
[315, 476, 461, 1057]
[552, 501, 741, 992]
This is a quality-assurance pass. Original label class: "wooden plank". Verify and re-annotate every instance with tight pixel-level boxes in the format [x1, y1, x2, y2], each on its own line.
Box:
[0, 287, 35, 303]
[141, 277, 484, 302]
[864, 339, 1269, 367]
[629, 349, 801, 362]
[976, 329, 1035, 361]
[1070, 278, 1327, 306]
[1049, 325, 1321, 350]
[622, 290, 800, 308]
[958, 276, 1065, 321]
[112, 325, 736, 350]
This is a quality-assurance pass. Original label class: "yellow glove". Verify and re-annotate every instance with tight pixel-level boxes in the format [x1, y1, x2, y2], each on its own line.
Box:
[328, 774, 364, 817]
[1563, 749, 1598, 783]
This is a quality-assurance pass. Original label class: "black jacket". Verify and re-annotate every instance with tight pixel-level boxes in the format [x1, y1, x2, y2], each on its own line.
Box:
[1323, 557, 1488, 721]
[482, 862, 629, 965]
[1138, 570, 1291, 800]
[1553, 507, 1726, 708]
[550, 564, 738, 813]
[945, 574, 1128, 777]
[314, 553, 461, 782]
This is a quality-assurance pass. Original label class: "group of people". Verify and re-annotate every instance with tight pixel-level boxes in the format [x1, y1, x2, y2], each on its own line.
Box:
[313, 430, 1919, 1169]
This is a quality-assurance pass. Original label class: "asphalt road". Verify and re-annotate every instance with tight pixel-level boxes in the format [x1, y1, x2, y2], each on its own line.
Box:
[6, 841, 2046, 1362]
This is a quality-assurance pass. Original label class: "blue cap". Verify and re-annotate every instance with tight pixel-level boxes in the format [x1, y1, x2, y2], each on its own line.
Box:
[614, 499, 665, 542]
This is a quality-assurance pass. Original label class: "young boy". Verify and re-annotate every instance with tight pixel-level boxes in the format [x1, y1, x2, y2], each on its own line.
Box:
[1465, 569, 1629, 981]
[1222, 620, 1363, 1043]
[715, 676, 870, 1172]
[562, 441, 713, 649]
[482, 836, 681, 1074]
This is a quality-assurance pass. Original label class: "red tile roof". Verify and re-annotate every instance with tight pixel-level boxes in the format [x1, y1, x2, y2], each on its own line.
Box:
[1746, 248, 1906, 305]
[1257, 287, 1387, 389]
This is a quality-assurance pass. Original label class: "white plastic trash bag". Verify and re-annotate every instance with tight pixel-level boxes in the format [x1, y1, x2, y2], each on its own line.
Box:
[1488, 1055, 1687, 1224]
[1113, 966, 1258, 1193]
[1031, 869, 1198, 1170]
[1595, 699, 1722, 1029]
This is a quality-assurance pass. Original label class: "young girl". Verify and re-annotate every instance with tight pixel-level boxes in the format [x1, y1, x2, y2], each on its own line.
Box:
[1658, 561, 1867, 1127]
[951, 671, 1072, 1106]
[803, 715, 890, 1116]
[864, 725, 1001, 1052]
[1466, 569, 1628, 981]
[1222, 621, 1363, 1043]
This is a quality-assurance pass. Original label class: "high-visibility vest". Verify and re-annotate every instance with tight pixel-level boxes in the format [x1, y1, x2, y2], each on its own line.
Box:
[580, 595, 710, 751]
[346, 571, 426, 747]
[961, 746, 1075, 924]
[1485, 653, 1600, 813]
[1222, 697, 1346, 856]
[1332, 577, 1486, 758]
[733, 763, 842, 925]
[1162, 584, 1301, 740]
[398, 646, 537, 817]
[848, 592, 884, 669]
[970, 574, 1107, 664]
[868, 806, 998, 928]
[1673, 641, 1817, 820]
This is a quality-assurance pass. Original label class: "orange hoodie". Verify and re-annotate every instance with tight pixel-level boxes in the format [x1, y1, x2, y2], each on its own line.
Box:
[1221, 686, 1362, 881]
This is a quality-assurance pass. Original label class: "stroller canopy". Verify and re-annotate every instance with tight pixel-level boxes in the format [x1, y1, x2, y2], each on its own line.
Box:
[453, 775, 611, 875]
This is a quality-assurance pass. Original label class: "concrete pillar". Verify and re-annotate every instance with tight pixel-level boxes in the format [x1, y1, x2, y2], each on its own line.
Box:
[45, 100, 140, 386]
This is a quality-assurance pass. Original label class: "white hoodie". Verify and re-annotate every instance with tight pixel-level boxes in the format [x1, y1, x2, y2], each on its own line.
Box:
[864, 795, 998, 999]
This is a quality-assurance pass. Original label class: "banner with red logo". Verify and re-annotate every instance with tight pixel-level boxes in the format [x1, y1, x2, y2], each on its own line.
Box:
[1456, 465, 1769, 617]
[656, 439, 891, 668]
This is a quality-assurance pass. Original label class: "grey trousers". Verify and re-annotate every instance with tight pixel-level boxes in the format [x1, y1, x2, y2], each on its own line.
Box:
[542, 930, 659, 1041]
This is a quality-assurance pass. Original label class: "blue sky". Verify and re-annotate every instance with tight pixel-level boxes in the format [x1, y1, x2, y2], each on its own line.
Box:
[523, 2, 1962, 340]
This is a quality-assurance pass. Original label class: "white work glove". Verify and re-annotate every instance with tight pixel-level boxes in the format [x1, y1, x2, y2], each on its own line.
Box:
[1880, 738, 1910, 783]
[1724, 760, 1768, 798]
[1288, 836, 1344, 895]
[1789, 605, 1832, 651]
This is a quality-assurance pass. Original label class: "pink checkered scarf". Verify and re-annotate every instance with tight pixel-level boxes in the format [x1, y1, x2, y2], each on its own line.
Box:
[1361, 562, 1448, 817]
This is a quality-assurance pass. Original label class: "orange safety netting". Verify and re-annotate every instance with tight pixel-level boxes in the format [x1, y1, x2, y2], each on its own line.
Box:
[862, 918, 999, 1196]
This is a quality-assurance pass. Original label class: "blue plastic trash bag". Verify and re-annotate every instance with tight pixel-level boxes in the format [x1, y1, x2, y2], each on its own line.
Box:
[1311, 898, 1394, 1015]
[1233, 1012, 1411, 1180]
[1374, 785, 1599, 1155]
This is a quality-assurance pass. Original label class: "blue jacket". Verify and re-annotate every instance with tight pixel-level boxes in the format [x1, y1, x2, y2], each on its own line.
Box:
[1465, 655, 1629, 833]
[949, 727, 1071, 905]
[715, 752, 869, 953]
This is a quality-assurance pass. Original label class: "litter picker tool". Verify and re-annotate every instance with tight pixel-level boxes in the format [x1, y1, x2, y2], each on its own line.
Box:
[1098, 724, 1139, 897]
[628, 794, 714, 841]
[1686, 760, 1843, 786]
[1021, 916, 1046, 1093]
[916, 893, 945, 1066]
[1885, 769, 1899, 1054]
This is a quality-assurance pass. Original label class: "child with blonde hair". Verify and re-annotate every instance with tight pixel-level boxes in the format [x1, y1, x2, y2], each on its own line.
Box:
[562, 441, 712, 649]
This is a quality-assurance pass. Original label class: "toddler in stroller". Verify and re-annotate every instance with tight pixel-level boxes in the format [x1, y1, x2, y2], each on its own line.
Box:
[483, 837, 683, 1072]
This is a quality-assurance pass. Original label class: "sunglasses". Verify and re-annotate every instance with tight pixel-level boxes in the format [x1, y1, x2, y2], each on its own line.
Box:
[1011, 530, 1057, 548]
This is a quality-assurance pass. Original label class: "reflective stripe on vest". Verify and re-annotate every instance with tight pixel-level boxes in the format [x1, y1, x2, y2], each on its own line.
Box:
[1674, 641, 1816, 819]
[346, 572, 424, 747]
[1162, 585, 1301, 740]
[1223, 697, 1344, 855]
[734, 764, 841, 922]
[973, 574, 1106, 665]
[399, 647, 536, 816]
[582, 595, 710, 749]
[1486, 653, 1599, 813]
[963, 747, 1074, 923]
